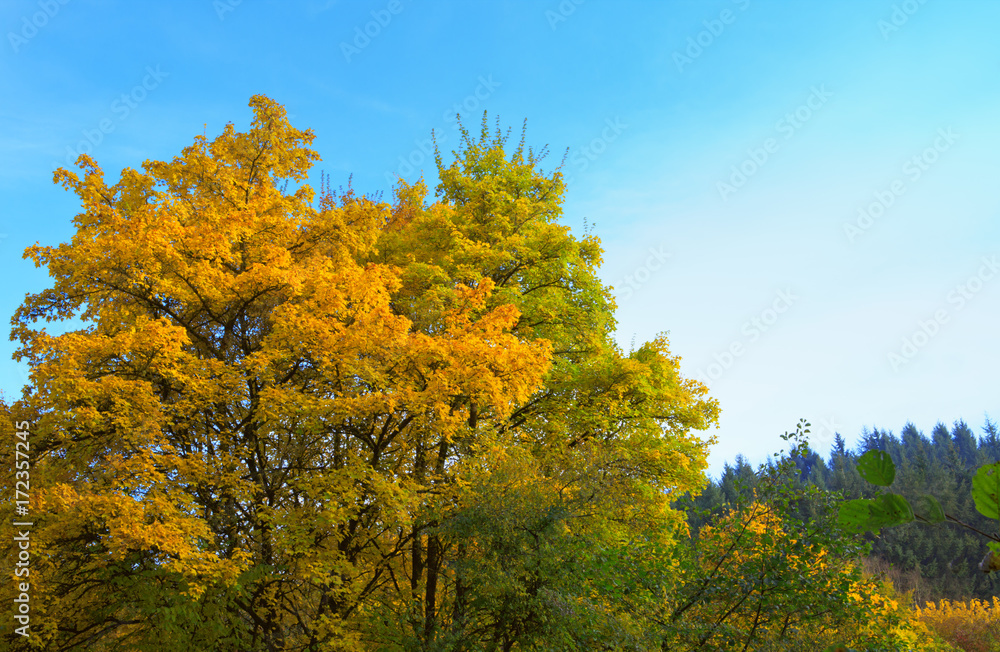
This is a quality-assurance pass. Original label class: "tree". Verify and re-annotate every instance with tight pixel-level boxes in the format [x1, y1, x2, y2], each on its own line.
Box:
[900, 422, 931, 467]
[980, 417, 1000, 464]
[830, 432, 847, 460]
[651, 423, 947, 651]
[931, 422, 954, 465]
[952, 420, 978, 469]
[0, 97, 719, 650]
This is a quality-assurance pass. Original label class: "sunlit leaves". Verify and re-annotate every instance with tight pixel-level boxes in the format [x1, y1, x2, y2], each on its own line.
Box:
[4, 97, 722, 649]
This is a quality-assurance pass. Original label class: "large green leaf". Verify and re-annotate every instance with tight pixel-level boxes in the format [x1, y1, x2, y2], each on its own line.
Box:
[972, 463, 1000, 520]
[914, 494, 945, 524]
[838, 499, 875, 533]
[856, 450, 895, 487]
[838, 494, 913, 533]
[872, 493, 914, 527]
[876, 493, 914, 529]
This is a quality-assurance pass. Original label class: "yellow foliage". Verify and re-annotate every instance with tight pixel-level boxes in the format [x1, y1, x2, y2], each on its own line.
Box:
[669, 500, 954, 651]
[917, 597, 1000, 652]
[0, 97, 720, 650]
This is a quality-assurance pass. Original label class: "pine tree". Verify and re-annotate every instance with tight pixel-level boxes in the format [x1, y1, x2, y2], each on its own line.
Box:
[951, 419, 978, 469]
[831, 432, 848, 459]
[979, 417, 1000, 463]
[931, 422, 954, 465]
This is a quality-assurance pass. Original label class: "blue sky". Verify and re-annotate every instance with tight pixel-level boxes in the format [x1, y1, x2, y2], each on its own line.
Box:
[3, 0, 999, 476]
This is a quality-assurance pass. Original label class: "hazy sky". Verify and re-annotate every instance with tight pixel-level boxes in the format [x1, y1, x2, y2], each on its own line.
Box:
[3, 0, 999, 476]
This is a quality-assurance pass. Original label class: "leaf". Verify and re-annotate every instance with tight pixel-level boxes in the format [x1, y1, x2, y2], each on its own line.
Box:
[838, 499, 876, 533]
[972, 463, 1000, 520]
[838, 494, 913, 533]
[856, 450, 895, 487]
[913, 494, 945, 524]
[980, 550, 1000, 574]
[872, 493, 914, 527]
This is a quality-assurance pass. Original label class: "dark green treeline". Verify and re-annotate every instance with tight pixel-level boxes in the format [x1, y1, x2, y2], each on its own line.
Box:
[680, 418, 1000, 605]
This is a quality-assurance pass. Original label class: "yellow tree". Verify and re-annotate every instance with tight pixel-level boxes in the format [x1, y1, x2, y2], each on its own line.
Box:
[365, 117, 719, 649]
[1, 98, 718, 651]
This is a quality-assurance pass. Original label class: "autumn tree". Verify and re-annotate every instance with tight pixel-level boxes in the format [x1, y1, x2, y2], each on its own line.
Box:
[1, 97, 718, 651]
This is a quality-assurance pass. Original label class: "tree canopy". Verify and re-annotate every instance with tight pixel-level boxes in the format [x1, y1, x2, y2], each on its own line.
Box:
[0, 96, 720, 651]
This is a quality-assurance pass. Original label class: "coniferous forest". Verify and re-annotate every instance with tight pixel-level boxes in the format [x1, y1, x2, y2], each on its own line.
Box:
[682, 418, 1000, 606]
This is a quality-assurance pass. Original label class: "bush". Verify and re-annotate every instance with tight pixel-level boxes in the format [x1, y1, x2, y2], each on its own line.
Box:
[917, 597, 1000, 652]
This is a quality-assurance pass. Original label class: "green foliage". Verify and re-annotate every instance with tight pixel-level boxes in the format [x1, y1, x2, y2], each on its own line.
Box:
[838, 442, 1000, 560]
[695, 419, 1000, 608]
[656, 421, 938, 651]
[857, 450, 896, 486]
[839, 493, 914, 533]
[972, 463, 1000, 520]
[915, 494, 946, 524]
